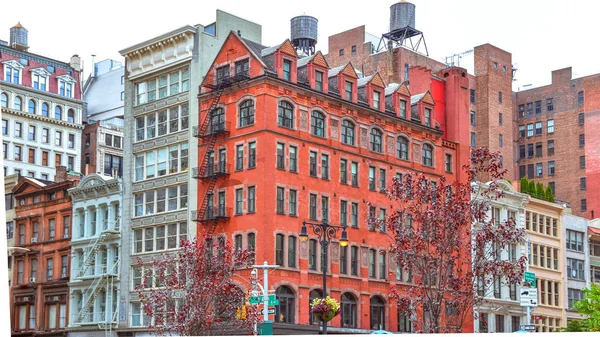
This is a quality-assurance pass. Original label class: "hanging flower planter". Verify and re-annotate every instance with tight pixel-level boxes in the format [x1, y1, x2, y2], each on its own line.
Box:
[310, 296, 340, 322]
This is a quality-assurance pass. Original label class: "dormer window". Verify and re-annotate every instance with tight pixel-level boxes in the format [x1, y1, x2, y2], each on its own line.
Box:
[373, 91, 381, 110]
[216, 66, 230, 85]
[425, 108, 432, 127]
[283, 60, 292, 81]
[400, 100, 407, 118]
[57, 75, 76, 98]
[30, 68, 50, 91]
[235, 59, 249, 78]
[345, 81, 353, 101]
[3, 60, 24, 85]
[315, 71, 323, 92]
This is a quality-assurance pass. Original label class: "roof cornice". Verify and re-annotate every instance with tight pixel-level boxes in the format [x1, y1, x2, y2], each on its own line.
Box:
[119, 25, 196, 57]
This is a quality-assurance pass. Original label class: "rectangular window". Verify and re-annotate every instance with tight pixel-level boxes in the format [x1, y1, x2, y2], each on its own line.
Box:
[535, 100, 542, 115]
[400, 100, 407, 119]
[499, 113, 503, 126]
[28, 148, 35, 164]
[28, 125, 36, 141]
[567, 258, 585, 280]
[579, 113, 585, 125]
[351, 162, 358, 187]
[235, 145, 243, 171]
[235, 188, 243, 215]
[580, 134, 585, 147]
[351, 246, 359, 276]
[373, 91, 381, 110]
[578, 91, 584, 105]
[47, 258, 53, 280]
[548, 161, 555, 176]
[309, 239, 317, 270]
[283, 60, 291, 81]
[470, 89, 475, 104]
[547, 98, 554, 112]
[470, 111, 476, 125]
[580, 177, 586, 190]
[321, 196, 329, 221]
[369, 167, 376, 190]
[567, 230, 584, 252]
[321, 154, 329, 179]
[535, 142, 542, 157]
[248, 142, 256, 168]
[49, 219, 55, 239]
[351, 202, 358, 228]
[340, 200, 347, 226]
[379, 168, 386, 192]
[535, 122, 542, 135]
[340, 246, 347, 274]
[499, 134, 503, 147]
[424, 108, 431, 127]
[315, 71, 323, 91]
[288, 189, 296, 216]
[276, 187, 285, 214]
[340, 159, 347, 184]
[547, 120, 554, 134]
[580, 156, 585, 169]
[379, 252, 386, 280]
[519, 125, 525, 139]
[518, 104, 525, 118]
[369, 249, 376, 278]
[288, 236, 296, 268]
[309, 194, 317, 220]
[526, 103, 533, 117]
[289, 146, 297, 172]
[548, 140, 554, 155]
[527, 124, 533, 137]
[519, 145, 525, 159]
[275, 234, 284, 266]
[498, 91, 502, 104]
[496, 315, 505, 333]
[445, 154, 452, 172]
[309, 151, 317, 176]
[248, 186, 256, 213]
[470, 132, 476, 147]
[276, 143, 285, 169]
[345, 81, 353, 101]
[527, 144, 534, 157]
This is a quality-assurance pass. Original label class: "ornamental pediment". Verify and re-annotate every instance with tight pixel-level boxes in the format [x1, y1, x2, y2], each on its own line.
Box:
[2, 59, 24, 70]
[57, 74, 76, 83]
[30, 67, 51, 77]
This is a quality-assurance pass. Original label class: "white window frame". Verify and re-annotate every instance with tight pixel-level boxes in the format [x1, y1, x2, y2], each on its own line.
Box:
[2, 60, 24, 84]
[30, 68, 50, 91]
[56, 74, 76, 98]
[134, 68, 190, 106]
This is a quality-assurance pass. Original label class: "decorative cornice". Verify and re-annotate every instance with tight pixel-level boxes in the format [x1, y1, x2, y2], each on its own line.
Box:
[1, 107, 84, 129]
[2, 59, 24, 70]
[56, 74, 76, 84]
[29, 67, 51, 77]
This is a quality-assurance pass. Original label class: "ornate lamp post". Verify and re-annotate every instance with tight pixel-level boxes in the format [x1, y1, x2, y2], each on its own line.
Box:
[299, 220, 348, 334]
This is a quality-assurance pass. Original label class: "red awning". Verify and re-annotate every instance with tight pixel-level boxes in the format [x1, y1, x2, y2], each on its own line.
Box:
[589, 227, 600, 236]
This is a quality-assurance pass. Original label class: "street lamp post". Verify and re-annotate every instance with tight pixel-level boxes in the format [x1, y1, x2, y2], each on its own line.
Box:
[299, 220, 348, 335]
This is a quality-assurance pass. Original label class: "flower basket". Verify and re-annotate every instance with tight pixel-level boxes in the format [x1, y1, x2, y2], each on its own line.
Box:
[310, 296, 340, 322]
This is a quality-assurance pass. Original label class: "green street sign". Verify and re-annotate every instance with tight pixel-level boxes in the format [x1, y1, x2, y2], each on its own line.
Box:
[524, 271, 536, 287]
[250, 294, 277, 305]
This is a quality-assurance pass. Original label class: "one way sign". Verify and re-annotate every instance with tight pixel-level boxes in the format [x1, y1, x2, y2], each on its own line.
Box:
[260, 308, 276, 315]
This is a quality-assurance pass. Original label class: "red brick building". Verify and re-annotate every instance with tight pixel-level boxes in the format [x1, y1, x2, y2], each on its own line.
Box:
[10, 167, 78, 336]
[514, 67, 600, 218]
[193, 31, 472, 333]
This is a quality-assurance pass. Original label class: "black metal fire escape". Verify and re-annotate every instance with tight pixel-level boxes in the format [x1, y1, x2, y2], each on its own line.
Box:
[192, 73, 249, 233]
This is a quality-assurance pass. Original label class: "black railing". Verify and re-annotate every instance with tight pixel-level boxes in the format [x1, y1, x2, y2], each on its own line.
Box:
[192, 207, 231, 222]
[195, 121, 231, 139]
[192, 163, 231, 180]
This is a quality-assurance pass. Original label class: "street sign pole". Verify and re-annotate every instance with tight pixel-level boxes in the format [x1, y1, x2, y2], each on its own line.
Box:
[526, 236, 531, 326]
[253, 261, 279, 335]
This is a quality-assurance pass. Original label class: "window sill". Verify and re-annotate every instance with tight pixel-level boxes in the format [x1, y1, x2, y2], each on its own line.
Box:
[322, 177, 330, 181]
[278, 125, 295, 131]
[290, 169, 298, 174]
[237, 123, 255, 130]
[276, 211, 285, 215]
[247, 211, 256, 214]
[310, 174, 317, 178]
[289, 214, 298, 218]
[248, 166, 256, 170]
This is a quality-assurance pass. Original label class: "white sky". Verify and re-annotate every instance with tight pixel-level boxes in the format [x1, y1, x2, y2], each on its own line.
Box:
[2, 0, 599, 91]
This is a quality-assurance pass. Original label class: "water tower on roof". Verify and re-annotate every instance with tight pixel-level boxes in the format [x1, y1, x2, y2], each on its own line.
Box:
[376, 1, 428, 56]
[10, 22, 29, 51]
[290, 15, 318, 56]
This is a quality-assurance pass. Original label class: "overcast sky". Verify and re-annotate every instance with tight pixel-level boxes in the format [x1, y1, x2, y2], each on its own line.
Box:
[2, 0, 598, 91]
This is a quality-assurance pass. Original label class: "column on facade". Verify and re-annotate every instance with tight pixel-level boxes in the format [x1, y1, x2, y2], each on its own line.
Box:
[95, 205, 103, 234]
[107, 202, 114, 230]
[84, 208, 90, 237]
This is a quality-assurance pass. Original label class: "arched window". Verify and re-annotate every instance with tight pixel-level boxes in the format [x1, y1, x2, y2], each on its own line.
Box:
[67, 109, 75, 123]
[28, 99, 36, 114]
[41, 103, 49, 117]
[370, 128, 383, 153]
[422, 144, 433, 167]
[275, 286, 295, 324]
[341, 120, 355, 146]
[308, 289, 323, 325]
[55, 106, 62, 120]
[277, 101, 294, 129]
[1, 93, 8, 108]
[239, 100, 254, 127]
[14, 96, 22, 111]
[370, 296, 385, 330]
[341, 293, 357, 328]
[397, 137, 409, 160]
[310, 111, 325, 137]
[210, 108, 225, 133]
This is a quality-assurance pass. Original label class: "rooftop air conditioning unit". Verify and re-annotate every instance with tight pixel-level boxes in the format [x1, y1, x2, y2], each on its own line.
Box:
[31, 238, 38, 243]
[29, 277, 36, 283]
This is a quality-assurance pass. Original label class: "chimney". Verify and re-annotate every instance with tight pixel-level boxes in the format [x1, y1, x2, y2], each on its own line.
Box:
[56, 166, 67, 182]
[9, 22, 28, 51]
[70, 54, 82, 72]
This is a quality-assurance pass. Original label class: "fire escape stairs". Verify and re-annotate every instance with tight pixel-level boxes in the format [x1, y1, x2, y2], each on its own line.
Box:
[75, 258, 120, 324]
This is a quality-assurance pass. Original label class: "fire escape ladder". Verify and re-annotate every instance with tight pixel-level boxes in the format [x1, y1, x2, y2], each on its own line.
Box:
[77, 232, 107, 278]
[75, 275, 108, 323]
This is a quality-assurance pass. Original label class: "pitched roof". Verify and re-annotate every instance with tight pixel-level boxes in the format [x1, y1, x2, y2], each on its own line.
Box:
[297, 54, 316, 67]
[589, 227, 600, 236]
[385, 83, 400, 96]
[357, 74, 374, 87]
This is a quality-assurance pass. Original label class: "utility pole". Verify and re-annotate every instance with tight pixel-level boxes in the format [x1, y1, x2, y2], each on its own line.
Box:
[526, 236, 531, 326]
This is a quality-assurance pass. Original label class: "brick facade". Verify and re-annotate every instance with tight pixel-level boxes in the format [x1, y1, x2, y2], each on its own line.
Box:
[194, 32, 472, 333]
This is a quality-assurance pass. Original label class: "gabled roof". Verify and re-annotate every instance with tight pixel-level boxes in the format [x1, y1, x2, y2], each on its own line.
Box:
[411, 90, 435, 106]
[260, 39, 297, 58]
[297, 51, 329, 69]
[357, 75, 374, 87]
[12, 177, 55, 195]
[328, 62, 358, 79]
[385, 82, 411, 97]
[357, 73, 386, 88]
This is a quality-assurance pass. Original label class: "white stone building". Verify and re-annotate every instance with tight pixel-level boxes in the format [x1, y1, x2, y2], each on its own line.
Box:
[67, 174, 121, 337]
[562, 210, 590, 324]
[117, 10, 261, 335]
[473, 180, 529, 333]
